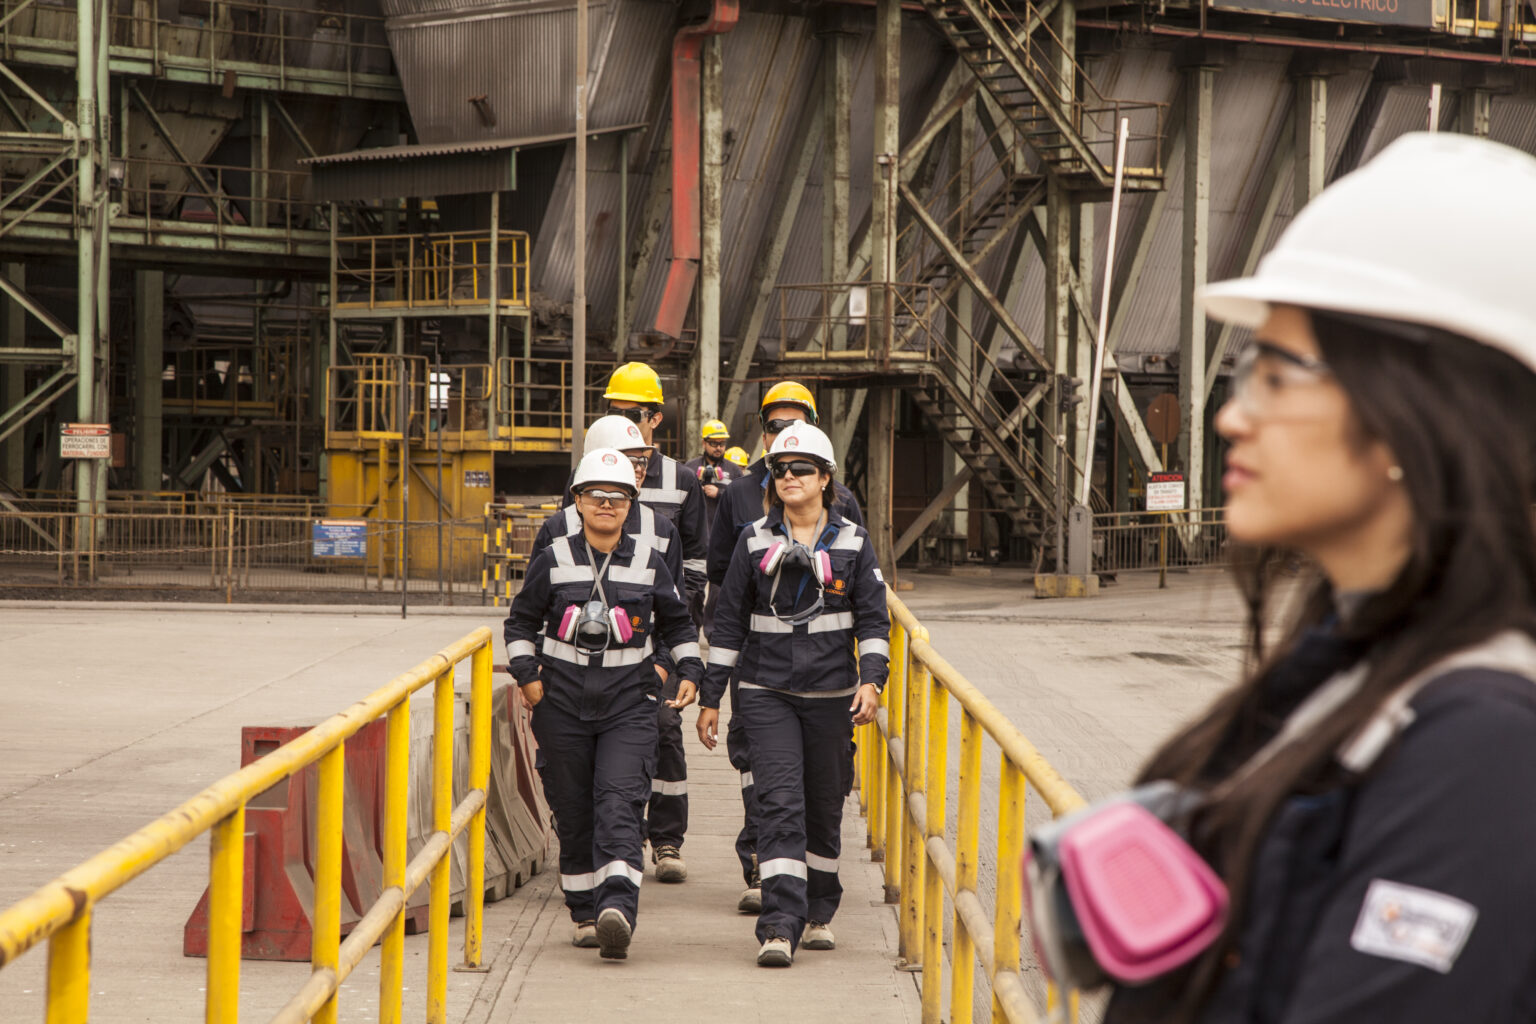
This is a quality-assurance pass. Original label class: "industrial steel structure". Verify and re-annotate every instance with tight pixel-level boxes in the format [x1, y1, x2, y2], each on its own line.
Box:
[4, 0, 1535, 580]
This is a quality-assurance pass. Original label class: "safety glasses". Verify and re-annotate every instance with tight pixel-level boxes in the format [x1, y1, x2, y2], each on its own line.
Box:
[624, 452, 650, 469]
[607, 406, 653, 424]
[1230, 344, 1334, 420]
[762, 418, 799, 435]
[579, 488, 633, 507]
[769, 460, 820, 479]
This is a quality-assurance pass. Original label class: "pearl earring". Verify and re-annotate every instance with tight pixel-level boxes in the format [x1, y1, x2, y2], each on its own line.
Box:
[1387, 466, 1405, 483]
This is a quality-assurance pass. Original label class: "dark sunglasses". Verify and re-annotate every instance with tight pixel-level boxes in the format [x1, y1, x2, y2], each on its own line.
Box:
[608, 406, 653, 424]
[579, 488, 632, 506]
[763, 418, 799, 435]
[769, 461, 820, 479]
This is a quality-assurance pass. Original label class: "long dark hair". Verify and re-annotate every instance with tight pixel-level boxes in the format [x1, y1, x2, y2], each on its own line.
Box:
[1129, 310, 1536, 1020]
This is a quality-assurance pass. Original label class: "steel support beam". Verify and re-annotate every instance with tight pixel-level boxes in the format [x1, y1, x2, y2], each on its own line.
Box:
[1, 264, 24, 486]
[822, 25, 852, 352]
[691, 35, 724, 441]
[943, 96, 976, 542]
[1460, 88, 1493, 137]
[1180, 65, 1214, 515]
[134, 269, 164, 491]
[613, 122, 672, 353]
[1204, 110, 1293, 405]
[1294, 74, 1327, 211]
[721, 70, 823, 432]
[868, 0, 900, 574]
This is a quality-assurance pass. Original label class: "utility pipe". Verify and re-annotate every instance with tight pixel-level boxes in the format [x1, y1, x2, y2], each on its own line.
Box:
[1080, 119, 1128, 508]
[1079, 18, 1536, 67]
[654, 0, 739, 338]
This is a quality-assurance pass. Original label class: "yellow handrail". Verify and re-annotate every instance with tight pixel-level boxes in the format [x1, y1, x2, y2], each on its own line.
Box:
[860, 590, 1086, 1024]
[0, 628, 497, 1024]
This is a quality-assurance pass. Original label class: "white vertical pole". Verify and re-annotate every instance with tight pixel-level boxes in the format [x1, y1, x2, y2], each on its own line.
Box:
[1079, 118, 1129, 508]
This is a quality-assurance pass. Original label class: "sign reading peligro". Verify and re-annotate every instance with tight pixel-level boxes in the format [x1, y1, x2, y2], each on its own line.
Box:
[1212, 0, 1431, 27]
[60, 423, 111, 459]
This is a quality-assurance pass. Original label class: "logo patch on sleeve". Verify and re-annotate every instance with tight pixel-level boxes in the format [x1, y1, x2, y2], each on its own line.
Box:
[1350, 879, 1477, 975]
[873, 568, 884, 583]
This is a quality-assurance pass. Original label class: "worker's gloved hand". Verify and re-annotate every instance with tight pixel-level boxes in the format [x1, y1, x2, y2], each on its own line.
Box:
[668, 680, 697, 710]
[520, 679, 544, 711]
[696, 707, 720, 750]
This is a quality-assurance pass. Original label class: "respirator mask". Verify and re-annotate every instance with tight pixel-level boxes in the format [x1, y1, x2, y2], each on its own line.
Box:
[758, 516, 832, 626]
[555, 544, 633, 656]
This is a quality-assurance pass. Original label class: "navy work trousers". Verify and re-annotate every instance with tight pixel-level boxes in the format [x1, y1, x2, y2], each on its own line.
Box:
[531, 695, 657, 927]
[737, 684, 855, 951]
[645, 677, 688, 850]
[726, 677, 759, 884]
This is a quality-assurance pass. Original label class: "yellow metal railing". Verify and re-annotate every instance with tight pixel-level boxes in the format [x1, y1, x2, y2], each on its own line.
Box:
[0, 628, 497, 1024]
[859, 590, 1086, 1024]
[335, 231, 531, 311]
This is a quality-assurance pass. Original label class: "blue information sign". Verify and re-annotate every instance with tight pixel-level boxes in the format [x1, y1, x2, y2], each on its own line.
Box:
[312, 519, 368, 559]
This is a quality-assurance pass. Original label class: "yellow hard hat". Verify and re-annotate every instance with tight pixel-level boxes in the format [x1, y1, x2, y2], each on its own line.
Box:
[724, 446, 749, 467]
[701, 419, 730, 440]
[604, 362, 665, 405]
[760, 381, 818, 424]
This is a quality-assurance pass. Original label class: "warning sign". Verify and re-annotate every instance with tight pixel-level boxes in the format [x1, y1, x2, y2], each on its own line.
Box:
[312, 519, 368, 559]
[1146, 473, 1186, 512]
[60, 423, 111, 459]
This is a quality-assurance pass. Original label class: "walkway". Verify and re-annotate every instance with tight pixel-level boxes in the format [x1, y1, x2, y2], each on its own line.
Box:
[463, 701, 920, 1023]
[0, 602, 920, 1022]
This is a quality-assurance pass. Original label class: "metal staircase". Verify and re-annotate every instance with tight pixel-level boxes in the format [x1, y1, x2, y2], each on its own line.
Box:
[919, 0, 1165, 190]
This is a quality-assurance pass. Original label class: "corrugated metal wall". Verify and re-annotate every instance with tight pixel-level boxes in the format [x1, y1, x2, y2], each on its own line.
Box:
[374, 0, 1536, 365]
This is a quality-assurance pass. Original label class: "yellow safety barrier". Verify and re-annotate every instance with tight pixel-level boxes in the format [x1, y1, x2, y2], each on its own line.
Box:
[0, 628, 498, 1024]
[859, 590, 1087, 1024]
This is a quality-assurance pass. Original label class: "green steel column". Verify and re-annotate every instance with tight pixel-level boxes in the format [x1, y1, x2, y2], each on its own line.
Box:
[821, 21, 851, 353]
[1179, 64, 1214, 517]
[76, 0, 99, 528]
[134, 272, 164, 492]
[868, 0, 900, 576]
[943, 98, 975, 550]
[1, 265, 24, 488]
[694, 34, 724, 442]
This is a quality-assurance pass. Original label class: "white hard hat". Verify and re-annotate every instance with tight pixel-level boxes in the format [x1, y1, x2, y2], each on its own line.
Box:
[1201, 132, 1536, 376]
[584, 414, 650, 454]
[571, 448, 638, 496]
[767, 421, 836, 471]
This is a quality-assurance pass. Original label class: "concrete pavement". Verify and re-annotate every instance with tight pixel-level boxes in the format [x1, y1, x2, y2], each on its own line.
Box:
[0, 602, 921, 1022]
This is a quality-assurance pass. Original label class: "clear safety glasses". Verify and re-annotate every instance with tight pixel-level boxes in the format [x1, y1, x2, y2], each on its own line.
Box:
[1230, 344, 1334, 420]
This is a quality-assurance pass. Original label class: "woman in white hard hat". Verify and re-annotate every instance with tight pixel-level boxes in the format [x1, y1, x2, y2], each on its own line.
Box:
[504, 447, 702, 961]
[1095, 134, 1536, 1022]
[696, 422, 890, 968]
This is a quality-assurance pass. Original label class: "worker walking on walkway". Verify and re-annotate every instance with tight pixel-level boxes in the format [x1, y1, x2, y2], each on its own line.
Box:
[562, 362, 707, 884]
[686, 418, 742, 632]
[706, 383, 864, 914]
[505, 447, 702, 961]
[697, 422, 888, 968]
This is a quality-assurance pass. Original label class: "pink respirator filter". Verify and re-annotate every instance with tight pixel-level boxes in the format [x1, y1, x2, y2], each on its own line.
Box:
[1057, 802, 1228, 982]
[557, 604, 580, 642]
[607, 606, 633, 643]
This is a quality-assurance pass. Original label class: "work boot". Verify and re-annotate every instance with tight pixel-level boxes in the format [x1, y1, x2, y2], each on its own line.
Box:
[756, 936, 793, 968]
[595, 907, 632, 960]
[801, 921, 835, 950]
[571, 920, 599, 948]
[652, 844, 688, 883]
[737, 861, 762, 913]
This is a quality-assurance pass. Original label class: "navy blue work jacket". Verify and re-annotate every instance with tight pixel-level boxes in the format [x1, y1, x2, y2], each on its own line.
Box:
[700, 507, 889, 709]
[504, 532, 702, 721]
[706, 457, 864, 587]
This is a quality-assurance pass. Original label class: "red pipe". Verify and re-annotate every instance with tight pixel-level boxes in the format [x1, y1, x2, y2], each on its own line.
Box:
[655, 0, 740, 338]
[1078, 18, 1536, 67]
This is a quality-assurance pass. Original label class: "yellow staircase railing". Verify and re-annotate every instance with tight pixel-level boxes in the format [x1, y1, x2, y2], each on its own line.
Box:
[861, 589, 1087, 1024]
[0, 629, 497, 1024]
